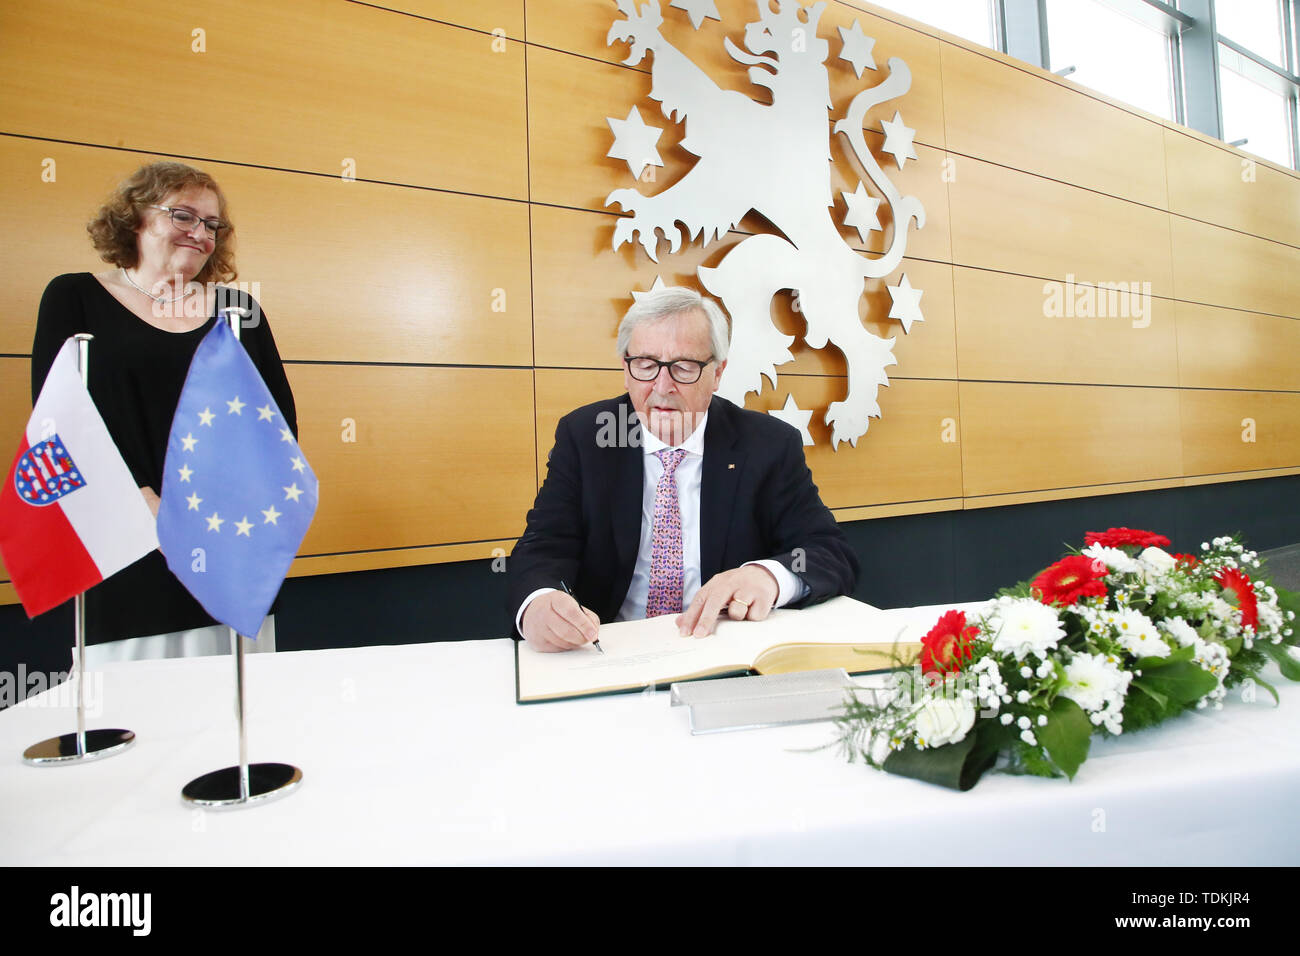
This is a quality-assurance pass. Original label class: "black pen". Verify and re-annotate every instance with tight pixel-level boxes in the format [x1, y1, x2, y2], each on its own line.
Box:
[559, 579, 603, 653]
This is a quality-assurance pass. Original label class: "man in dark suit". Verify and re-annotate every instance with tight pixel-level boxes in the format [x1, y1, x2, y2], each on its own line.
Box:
[509, 288, 858, 652]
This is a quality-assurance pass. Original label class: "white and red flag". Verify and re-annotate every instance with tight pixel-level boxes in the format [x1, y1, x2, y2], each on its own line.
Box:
[0, 338, 158, 617]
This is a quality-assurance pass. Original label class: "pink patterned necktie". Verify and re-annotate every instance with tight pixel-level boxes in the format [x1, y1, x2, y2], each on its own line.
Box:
[646, 448, 688, 618]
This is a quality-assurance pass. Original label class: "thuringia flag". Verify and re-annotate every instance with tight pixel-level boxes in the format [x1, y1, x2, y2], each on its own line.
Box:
[156, 321, 318, 637]
[0, 338, 159, 617]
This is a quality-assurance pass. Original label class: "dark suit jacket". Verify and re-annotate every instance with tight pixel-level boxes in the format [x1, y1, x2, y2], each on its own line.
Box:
[508, 394, 858, 628]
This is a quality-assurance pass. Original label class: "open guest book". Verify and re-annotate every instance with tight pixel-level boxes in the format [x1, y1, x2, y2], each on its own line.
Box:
[514, 595, 926, 704]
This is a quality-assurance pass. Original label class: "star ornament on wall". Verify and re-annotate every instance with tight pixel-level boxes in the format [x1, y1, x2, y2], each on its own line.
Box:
[841, 182, 883, 244]
[669, 0, 721, 30]
[887, 273, 925, 333]
[631, 276, 670, 304]
[838, 20, 877, 78]
[606, 106, 665, 180]
[880, 110, 918, 170]
[768, 394, 814, 446]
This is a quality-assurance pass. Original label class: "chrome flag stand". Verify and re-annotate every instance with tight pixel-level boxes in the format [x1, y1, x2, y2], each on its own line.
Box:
[24, 334, 136, 765]
[180, 307, 301, 808]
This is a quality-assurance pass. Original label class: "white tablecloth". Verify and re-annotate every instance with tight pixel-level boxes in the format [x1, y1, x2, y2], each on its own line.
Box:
[3, 605, 1298, 866]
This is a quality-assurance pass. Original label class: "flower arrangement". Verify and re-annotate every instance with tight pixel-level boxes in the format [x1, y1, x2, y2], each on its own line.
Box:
[835, 529, 1300, 790]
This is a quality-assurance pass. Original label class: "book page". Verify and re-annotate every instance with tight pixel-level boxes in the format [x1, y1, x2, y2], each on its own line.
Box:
[516, 596, 900, 702]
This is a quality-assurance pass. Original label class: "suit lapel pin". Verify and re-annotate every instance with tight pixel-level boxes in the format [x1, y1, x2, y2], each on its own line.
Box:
[728, 463, 735, 470]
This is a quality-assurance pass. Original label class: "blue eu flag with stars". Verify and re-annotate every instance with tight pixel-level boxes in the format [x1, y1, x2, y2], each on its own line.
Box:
[157, 321, 318, 637]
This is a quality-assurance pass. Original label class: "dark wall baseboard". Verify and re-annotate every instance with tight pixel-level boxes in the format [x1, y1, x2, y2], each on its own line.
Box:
[3, 474, 1297, 704]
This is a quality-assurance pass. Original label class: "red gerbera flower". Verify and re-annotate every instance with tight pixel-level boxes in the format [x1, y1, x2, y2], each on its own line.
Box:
[1214, 567, 1259, 631]
[1173, 553, 1200, 569]
[1032, 555, 1109, 607]
[920, 610, 979, 675]
[1084, 527, 1172, 549]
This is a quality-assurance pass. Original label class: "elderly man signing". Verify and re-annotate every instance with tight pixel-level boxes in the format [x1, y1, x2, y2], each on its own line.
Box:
[510, 287, 858, 652]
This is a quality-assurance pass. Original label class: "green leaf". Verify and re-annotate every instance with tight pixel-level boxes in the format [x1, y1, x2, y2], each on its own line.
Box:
[1037, 697, 1092, 780]
[1254, 673, 1280, 705]
[1260, 641, 1300, 682]
[882, 729, 998, 791]
[1224, 637, 1243, 657]
[1134, 660, 1219, 706]
[1275, 587, 1300, 621]
[1137, 644, 1193, 669]
[1130, 679, 1169, 711]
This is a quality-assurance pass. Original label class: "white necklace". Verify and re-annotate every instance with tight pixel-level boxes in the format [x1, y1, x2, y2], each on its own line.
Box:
[121, 268, 196, 304]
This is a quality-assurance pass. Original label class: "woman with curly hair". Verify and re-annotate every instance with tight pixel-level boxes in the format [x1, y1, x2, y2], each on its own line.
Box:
[31, 160, 296, 662]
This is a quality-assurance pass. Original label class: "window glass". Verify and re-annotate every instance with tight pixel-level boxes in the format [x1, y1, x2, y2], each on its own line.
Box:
[1214, 0, 1286, 66]
[1045, 0, 1175, 120]
[1219, 47, 1294, 167]
[868, 0, 997, 49]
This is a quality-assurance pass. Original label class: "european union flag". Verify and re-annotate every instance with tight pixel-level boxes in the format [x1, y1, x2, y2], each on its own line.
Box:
[157, 321, 318, 637]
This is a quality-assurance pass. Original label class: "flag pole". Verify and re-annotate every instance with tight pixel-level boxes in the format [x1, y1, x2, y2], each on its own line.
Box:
[180, 307, 301, 808]
[23, 334, 136, 765]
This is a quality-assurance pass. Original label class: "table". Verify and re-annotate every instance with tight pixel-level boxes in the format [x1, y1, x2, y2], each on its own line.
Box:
[2, 605, 1298, 865]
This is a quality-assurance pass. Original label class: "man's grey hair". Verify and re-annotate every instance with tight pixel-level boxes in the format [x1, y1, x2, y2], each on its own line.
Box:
[616, 287, 730, 363]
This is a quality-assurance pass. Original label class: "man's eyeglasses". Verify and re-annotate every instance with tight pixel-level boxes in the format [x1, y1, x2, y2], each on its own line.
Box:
[151, 205, 228, 239]
[624, 355, 714, 385]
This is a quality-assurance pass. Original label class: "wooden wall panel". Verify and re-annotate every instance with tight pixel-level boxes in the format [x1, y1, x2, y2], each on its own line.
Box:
[533, 368, 624, 487]
[1176, 303, 1300, 392]
[959, 383, 1184, 497]
[289, 365, 536, 555]
[1164, 127, 1300, 248]
[0, 0, 527, 199]
[1170, 215, 1300, 317]
[948, 158, 1175, 296]
[942, 43, 1169, 210]
[0, 138, 119, 355]
[527, 0, 947, 148]
[1180, 390, 1300, 476]
[0, 358, 30, 587]
[373, 0, 524, 36]
[531, 205, 955, 381]
[746, 376, 963, 509]
[953, 267, 1178, 386]
[0, 140, 534, 366]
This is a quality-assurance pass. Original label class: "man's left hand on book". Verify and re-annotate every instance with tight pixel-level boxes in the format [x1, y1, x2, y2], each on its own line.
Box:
[676, 564, 779, 639]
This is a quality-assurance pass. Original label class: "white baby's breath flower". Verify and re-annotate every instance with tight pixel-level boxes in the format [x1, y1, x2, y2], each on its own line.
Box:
[1020, 729, 1037, 746]
[1159, 616, 1201, 648]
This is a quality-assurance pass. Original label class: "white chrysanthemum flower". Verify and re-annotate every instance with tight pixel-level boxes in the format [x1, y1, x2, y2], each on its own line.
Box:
[913, 695, 976, 749]
[1159, 616, 1201, 648]
[1083, 543, 1139, 574]
[1109, 608, 1171, 658]
[984, 598, 1066, 661]
[1060, 652, 1132, 714]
